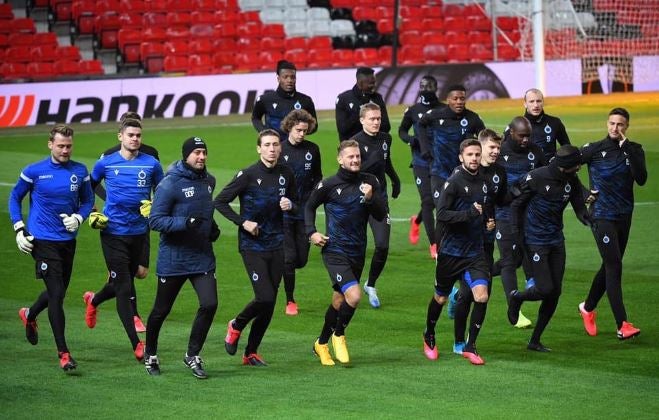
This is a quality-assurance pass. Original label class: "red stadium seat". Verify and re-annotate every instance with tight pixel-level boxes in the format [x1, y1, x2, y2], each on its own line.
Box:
[235, 51, 260, 71]
[58, 46, 82, 61]
[284, 37, 307, 50]
[51, 0, 73, 21]
[236, 37, 260, 51]
[212, 51, 234, 67]
[421, 5, 442, 18]
[331, 49, 353, 67]
[378, 45, 392, 65]
[215, 22, 237, 37]
[496, 16, 520, 31]
[141, 41, 165, 72]
[10, 18, 37, 33]
[96, 12, 121, 49]
[422, 32, 444, 45]
[353, 48, 378, 66]
[167, 0, 193, 12]
[167, 11, 191, 27]
[422, 18, 443, 32]
[0, 3, 14, 20]
[237, 21, 262, 38]
[142, 12, 167, 27]
[143, 27, 168, 42]
[5, 46, 32, 63]
[118, 28, 142, 62]
[54, 60, 81, 76]
[260, 36, 285, 51]
[72, 0, 96, 34]
[308, 36, 332, 50]
[119, 0, 145, 13]
[214, 37, 237, 50]
[1, 62, 30, 80]
[399, 30, 422, 46]
[166, 27, 191, 39]
[0, 33, 8, 48]
[399, 6, 423, 19]
[445, 30, 468, 45]
[258, 50, 284, 70]
[423, 44, 447, 63]
[377, 19, 394, 34]
[194, 0, 216, 11]
[79, 59, 105, 75]
[399, 45, 423, 65]
[163, 54, 189, 72]
[27, 62, 57, 79]
[307, 48, 333, 68]
[376, 6, 393, 20]
[190, 23, 216, 38]
[262, 24, 285, 38]
[164, 40, 190, 56]
[8, 33, 36, 46]
[447, 44, 471, 63]
[352, 6, 378, 21]
[400, 19, 423, 32]
[31, 45, 60, 62]
[191, 11, 216, 24]
[469, 43, 493, 62]
[284, 49, 306, 68]
[33, 32, 58, 46]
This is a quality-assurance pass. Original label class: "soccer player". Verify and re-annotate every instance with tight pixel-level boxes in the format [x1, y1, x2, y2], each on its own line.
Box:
[507, 145, 590, 351]
[523, 88, 571, 162]
[398, 75, 443, 258]
[278, 109, 322, 315]
[214, 129, 297, 366]
[144, 137, 219, 378]
[251, 60, 318, 139]
[93, 111, 158, 333]
[305, 140, 387, 365]
[493, 116, 545, 328]
[577, 108, 647, 340]
[85, 118, 164, 361]
[10, 124, 94, 371]
[452, 129, 506, 354]
[417, 84, 485, 247]
[335, 66, 391, 141]
[423, 138, 495, 365]
[352, 102, 400, 308]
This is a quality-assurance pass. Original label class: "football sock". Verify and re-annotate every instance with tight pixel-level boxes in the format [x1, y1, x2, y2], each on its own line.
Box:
[334, 301, 356, 336]
[318, 305, 339, 344]
[425, 297, 443, 336]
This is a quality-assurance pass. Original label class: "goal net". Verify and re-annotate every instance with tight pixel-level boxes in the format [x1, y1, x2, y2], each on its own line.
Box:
[488, 0, 659, 92]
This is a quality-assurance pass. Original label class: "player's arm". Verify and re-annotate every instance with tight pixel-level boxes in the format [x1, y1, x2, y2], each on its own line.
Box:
[384, 137, 401, 199]
[8, 169, 32, 225]
[622, 141, 647, 186]
[77, 171, 95, 219]
[417, 112, 433, 159]
[398, 109, 415, 145]
[304, 180, 330, 245]
[214, 170, 248, 226]
[379, 98, 391, 134]
[556, 120, 571, 145]
[251, 96, 267, 133]
[335, 95, 352, 141]
[312, 146, 323, 186]
[90, 158, 106, 195]
[510, 176, 534, 235]
[365, 177, 387, 222]
[281, 169, 299, 215]
[436, 182, 480, 224]
[568, 176, 591, 226]
[148, 177, 190, 232]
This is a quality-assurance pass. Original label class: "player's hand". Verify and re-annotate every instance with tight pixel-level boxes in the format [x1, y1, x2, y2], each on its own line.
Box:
[13, 221, 34, 254]
[472, 202, 483, 214]
[59, 213, 83, 232]
[391, 180, 401, 199]
[186, 216, 203, 231]
[309, 232, 329, 247]
[360, 182, 373, 201]
[139, 200, 152, 218]
[242, 220, 259, 236]
[88, 212, 109, 229]
[486, 218, 496, 231]
[209, 219, 221, 242]
[585, 189, 599, 205]
[279, 197, 292, 211]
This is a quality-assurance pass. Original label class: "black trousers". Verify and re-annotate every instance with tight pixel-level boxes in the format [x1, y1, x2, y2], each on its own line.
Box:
[29, 239, 76, 353]
[366, 203, 390, 288]
[145, 271, 217, 357]
[584, 216, 633, 328]
[412, 165, 435, 245]
[282, 219, 310, 302]
[234, 249, 284, 355]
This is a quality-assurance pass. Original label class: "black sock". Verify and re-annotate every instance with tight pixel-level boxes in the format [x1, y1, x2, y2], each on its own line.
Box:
[283, 264, 295, 302]
[454, 294, 471, 343]
[318, 305, 339, 344]
[334, 301, 356, 336]
[518, 286, 542, 301]
[425, 298, 443, 336]
[530, 297, 558, 344]
[367, 247, 388, 287]
[465, 302, 487, 350]
[415, 211, 422, 225]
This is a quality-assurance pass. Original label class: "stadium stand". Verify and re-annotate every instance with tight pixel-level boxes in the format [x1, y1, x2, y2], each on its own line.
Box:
[1, 0, 658, 82]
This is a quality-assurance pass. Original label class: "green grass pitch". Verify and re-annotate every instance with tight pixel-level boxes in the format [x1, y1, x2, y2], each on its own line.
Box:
[0, 92, 658, 418]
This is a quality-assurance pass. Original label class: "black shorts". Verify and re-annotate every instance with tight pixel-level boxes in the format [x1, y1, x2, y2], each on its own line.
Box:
[322, 252, 365, 294]
[434, 253, 490, 296]
[32, 239, 76, 282]
[139, 232, 151, 268]
[100, 232, 148, 281]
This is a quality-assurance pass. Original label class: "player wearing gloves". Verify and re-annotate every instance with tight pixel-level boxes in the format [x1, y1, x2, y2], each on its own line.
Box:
[143, 137, 219, 379]
[352, 102, 400, 308]
[8, 124, 94, 371]
[214, 129, 297, 366]
[83, 118, 164, 362]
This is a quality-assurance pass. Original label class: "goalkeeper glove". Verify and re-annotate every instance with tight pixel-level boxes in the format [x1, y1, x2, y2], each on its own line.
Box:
[13, 221, 34, 254]
[139, 200, 152, 218]
[88, 212, 109, 229]
[59, 213, 83, 232]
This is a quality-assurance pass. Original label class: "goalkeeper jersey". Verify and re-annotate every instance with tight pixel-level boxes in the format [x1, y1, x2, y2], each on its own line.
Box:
[91, 151, 164, 235]
[9, 157, 94, 241]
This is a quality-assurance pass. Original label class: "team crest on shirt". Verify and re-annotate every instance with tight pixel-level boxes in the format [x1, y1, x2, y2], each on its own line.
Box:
[305, 152, 313, 161]
[544, 124, 552, 134]
[434, 190, 440, 198]
[40, 262, 48, 270]
[602, 235, 610, 244]
[533, 253, 540, 262]
[279, 175, 286, 185]
[528, 152, 535, 161]
[564, 183, 571, 193]
[252, 272, 259, 282]
[382, 142, 388, 151]
[284, 155, 289, 161]
[272, 103, 278, 109]
[601, 151, 607, 157]
[493, 174, 500, 184]
[336, 273, 343, 282]
[336, 188, 342, 195]
[294, 101, 301, 110]
[208, 185, 212, 193]
[482, 184, 488, 193]
[110, 270, 117, 278]
[70, 174, 78, 183]
[460, 118, 468, 127]
[416, 177, 421, 185]
[496, 230, 501, 240]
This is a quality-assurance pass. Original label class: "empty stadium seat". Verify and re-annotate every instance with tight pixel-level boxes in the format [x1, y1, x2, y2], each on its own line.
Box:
[164, 40, 190, 56]
[79, 59, 105, 75]
[260, 8, 285, 23]
[141, 41, 165, 72]
[31, 45, 60, 62]
[163, 54, 189, 72]
[187, 53, 214, 74]
[284, 36, 306, 49]
[353, 47, 378, 66]
[54, 60, 80, 76]
[307, 20, 332, 37]
[27, 62, 57, 79]
[238, 0, 264, 11]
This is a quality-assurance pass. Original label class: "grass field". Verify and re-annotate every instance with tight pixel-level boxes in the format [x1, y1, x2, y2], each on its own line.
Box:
[1, 92, 658, 419]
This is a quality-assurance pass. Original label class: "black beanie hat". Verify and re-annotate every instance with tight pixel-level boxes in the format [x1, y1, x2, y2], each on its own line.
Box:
[182, 136, 207, 160]
[554, 145, 582, 169]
